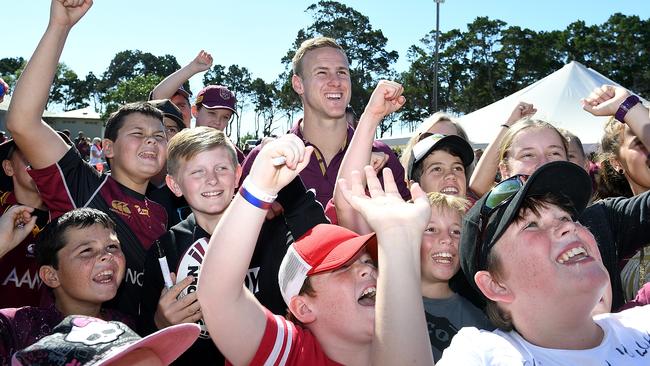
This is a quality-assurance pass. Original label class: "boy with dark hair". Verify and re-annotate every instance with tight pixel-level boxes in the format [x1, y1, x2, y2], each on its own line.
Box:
[0, 208, 131, 364]
[139, 128, 326, 365]
[6, 0, 167, 319]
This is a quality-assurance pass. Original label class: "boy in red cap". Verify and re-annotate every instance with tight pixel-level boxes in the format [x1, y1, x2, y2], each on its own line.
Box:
[198, 134, 434, 366]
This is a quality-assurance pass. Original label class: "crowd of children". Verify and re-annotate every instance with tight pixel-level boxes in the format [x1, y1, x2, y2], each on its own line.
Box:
[0, 1, 648, 365]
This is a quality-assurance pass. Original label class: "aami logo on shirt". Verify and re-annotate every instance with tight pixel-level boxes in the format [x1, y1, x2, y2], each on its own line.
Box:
[177, 237, 210, 339]
[110, 200, 131, 216]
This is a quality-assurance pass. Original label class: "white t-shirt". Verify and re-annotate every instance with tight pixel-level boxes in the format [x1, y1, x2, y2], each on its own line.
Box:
[437, 305, 650, 365]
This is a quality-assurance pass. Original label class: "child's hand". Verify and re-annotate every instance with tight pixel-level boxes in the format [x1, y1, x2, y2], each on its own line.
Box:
[247, 134, 313, 196]
[362, 80, 406, 121]
[0, 205, 37, 258]
[50, 0, 92, 29]
[581, 84, 631, 117]
[189, 50, 213, 73]
[154, 273, 202, 329]
[338, 166, 430, 238]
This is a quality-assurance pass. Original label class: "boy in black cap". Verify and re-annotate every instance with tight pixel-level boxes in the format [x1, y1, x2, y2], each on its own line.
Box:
[433, 161, 650, 364]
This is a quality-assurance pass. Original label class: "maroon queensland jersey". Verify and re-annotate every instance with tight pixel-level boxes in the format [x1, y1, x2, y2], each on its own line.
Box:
[28, 148, 167, 318]
[0, 192, 49, 308]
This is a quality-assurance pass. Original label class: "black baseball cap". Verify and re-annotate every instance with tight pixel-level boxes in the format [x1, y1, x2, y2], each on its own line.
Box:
[459, 161, 592, 294]
[149, 99, 185, 131]
[406, 133, 474, 181]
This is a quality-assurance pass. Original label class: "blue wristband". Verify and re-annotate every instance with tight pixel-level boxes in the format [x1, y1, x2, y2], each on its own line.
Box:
[239, 186, 273, 210]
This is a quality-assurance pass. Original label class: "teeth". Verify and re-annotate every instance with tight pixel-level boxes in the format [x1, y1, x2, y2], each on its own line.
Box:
[432, 252, 453, 258]
[440, 187, 459, 195]
[432, 252, 454, 263]
[325, 93, 342, 100]
[360, 287, 376, 298]
[557, 247, 588, 264]
[94, 270, 114, 283]
[202, 191, 222, 197]
[139, 151, 156, 158]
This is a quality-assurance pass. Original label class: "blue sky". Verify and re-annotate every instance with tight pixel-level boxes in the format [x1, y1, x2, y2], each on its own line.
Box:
[2, 1, 648, 135]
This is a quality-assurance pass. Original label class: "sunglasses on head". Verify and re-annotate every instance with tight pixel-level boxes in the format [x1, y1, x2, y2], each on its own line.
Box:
[417, 132, 446, 142]
[475, 174, 529, 270]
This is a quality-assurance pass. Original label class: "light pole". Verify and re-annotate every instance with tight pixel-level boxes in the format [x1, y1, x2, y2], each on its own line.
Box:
[433, 0, 444, 112]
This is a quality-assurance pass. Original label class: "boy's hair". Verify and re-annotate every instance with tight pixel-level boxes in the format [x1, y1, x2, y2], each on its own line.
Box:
[484, 193, 575, 331]
[292, 37, 346, 77]
[410, 145, 466, 184]
[498, 118, 569, 164]
[104, 102, 163, 142]
[166, 126, 238, 177]
[426, 191, 469, 216]
[36, 208, 117, 268]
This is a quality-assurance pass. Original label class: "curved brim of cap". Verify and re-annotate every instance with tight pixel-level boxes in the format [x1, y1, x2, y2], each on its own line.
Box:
[309, 232, 377, 275]
[98, 323, 200, 365]
[200, 104, 238, 116]
[460, 161, 592, 292]
[407, 134, 474, 180]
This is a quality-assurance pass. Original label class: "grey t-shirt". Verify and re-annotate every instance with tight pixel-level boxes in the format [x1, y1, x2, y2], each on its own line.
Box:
[423, 293, 494, 361]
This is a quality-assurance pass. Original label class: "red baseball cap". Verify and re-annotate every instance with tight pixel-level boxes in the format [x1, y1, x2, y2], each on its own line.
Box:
[278, 224, 377, 305]
[195, 85, 238, 115]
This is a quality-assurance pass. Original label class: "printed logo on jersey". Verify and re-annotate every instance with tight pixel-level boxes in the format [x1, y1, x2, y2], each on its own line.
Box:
[110, 200, 131, 216]
[134, 204, 149, 217]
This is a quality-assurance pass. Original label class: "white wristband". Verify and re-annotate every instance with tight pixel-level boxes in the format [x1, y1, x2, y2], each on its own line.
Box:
[241, 177, 277, 203]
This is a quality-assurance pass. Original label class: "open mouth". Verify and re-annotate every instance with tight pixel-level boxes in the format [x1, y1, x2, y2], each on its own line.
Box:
[431, 252, 454, 264]
[201, 191, 223, 198]
[440, 186, 459, 195]
[93, 270, 115, 284]
[556, 246, 590, 264]
[325, 93, 343, 100]
[138, 151, 157, 159]
[358, 286, 376, 306]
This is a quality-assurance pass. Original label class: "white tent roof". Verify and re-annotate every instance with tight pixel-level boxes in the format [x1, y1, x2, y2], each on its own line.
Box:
[53, 106, 100, 120]
[458, 61, 646, 145]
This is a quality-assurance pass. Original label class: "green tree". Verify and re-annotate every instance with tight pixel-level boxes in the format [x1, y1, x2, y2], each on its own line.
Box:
[101, 74, 163, 119]
[0, 57, 26, 89]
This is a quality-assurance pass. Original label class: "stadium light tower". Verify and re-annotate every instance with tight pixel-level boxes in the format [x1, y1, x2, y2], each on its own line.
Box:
[433, 0, 444, 112]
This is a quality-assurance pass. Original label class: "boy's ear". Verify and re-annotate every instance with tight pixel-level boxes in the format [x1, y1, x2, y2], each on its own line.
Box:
[234, 165, 243, 189]
[165, 175, 183, 197]
[191, 105, 199, 119]
[39, 266, 60, 289]
[288, 295, 316, 324]
[102, 139, 114, 159]
[291, 74, 304, 96]
[2, 160, 14, 177]
[475, 270, 514, 304]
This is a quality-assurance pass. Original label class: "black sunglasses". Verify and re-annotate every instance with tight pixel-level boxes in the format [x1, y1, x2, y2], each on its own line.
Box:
[474, 174, 529, 270]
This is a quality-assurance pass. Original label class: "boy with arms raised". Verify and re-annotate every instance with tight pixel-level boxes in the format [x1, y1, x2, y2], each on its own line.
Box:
[139, 127, 327, 365]
[197, 133, 434, 366]
[6, 0, 167, 318]
[0, 208, 131, 364]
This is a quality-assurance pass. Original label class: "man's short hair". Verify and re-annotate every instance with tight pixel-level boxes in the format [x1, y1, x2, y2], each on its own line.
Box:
[36, 208, 116, 268]
[292, 37, 346, 77]
[166, 126, 238, 177]
[103, 102, 163, 142]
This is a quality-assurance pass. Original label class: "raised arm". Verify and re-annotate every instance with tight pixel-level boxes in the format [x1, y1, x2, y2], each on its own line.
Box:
[582, 84, 650, 150]
[150, 50, 213, 100]
[5, 0, 91, 169]
[339, 167, 434, 366]
[469, 102, 536, 197]
[334, 80, 405, 234]
[197, 135, 312, 366]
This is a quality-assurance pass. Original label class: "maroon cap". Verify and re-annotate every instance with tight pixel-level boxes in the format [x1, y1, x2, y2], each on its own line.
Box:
[195, 85, 238, 115]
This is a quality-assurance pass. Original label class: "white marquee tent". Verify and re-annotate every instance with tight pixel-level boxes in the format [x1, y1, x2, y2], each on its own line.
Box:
[458, 61, 647, 149]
